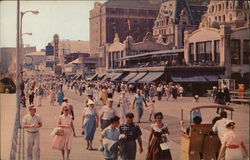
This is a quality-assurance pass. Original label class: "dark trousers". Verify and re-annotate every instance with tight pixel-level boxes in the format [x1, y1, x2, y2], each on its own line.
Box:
[121, 141, 136, 160]
[29, 95, 34, 105]
[158, 92, 161, 101]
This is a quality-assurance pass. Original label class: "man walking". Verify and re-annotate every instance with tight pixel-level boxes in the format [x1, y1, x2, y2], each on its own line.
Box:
[99, 98, 116, 130]
[133, 90, 147, 123]
[119, 113, 143, 160]
[36, 85, 44, 107]
[23, 105, 42, 160]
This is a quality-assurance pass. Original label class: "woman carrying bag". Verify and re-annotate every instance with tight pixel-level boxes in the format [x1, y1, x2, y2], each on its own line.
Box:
[52, 105, 75, 160]
[146, 112, 172, 160]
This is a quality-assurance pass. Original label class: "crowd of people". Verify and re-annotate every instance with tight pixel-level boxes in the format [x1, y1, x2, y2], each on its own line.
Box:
[20, 77, 248, 160]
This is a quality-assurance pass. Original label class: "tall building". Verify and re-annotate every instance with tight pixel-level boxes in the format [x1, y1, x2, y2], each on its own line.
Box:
[49, 34, 90, 70]
[89, 0, 162, 71]
[200, 0, 250, 29]
[152, 0, 209, 48]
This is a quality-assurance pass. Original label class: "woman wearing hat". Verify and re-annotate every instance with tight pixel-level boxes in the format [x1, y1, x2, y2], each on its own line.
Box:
[218, 121, 248, 160]
[82, 100, 99, 150]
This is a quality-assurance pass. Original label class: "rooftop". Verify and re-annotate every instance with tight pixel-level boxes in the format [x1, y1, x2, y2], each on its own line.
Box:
[103, 0, 161, 9]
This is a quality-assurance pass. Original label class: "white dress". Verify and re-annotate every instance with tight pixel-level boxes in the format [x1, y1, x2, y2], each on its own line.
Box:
[224, 130, 243, 160]
[118, 96, 130, 118]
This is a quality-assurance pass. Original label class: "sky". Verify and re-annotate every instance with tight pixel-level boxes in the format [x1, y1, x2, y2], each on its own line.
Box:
[0, 1, 97, 50]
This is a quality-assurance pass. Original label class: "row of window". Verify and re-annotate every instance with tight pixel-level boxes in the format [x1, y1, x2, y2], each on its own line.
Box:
[189, 41, 220, 63]
[155, 17, 173, 27]
[106, 8, 158, 16]
[231, 40, 250, 64]
[189, 40, 250, 64]
[209, 1, 249, 13]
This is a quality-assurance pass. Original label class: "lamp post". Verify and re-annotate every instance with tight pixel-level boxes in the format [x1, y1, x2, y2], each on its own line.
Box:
[20, 10, 39, 68]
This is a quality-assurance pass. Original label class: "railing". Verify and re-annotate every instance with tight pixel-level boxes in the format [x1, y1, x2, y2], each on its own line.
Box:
[10, 103, 26, 160]
[230, 91, 250, 104]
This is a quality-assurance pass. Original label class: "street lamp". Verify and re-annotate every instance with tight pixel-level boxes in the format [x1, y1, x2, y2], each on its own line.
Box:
[20, 10, 39, 65]
[22, 32, 32, 36]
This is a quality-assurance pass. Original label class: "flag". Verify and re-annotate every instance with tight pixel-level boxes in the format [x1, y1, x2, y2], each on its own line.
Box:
[127, 19, 131, 31]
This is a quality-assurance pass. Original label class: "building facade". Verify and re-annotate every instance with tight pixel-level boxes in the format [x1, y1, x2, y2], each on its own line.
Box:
[184, 0, 250, 87]
[89, 0, 162, 71]
[46, 34, 90, 75]
[152, 0, 209, 48]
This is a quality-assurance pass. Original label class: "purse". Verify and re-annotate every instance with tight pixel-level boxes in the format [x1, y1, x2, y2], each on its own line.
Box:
[51, 127, 64, 136]
[160, 136, 170, 150]
[55, 128, 64, 136]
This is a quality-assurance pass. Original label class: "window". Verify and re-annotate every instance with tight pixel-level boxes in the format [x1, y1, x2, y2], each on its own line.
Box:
[223, 15, 226, 21]
[243, 40, 250, 64]
[197, 42, 205, 62]
[219, 4, 221, 11]
[205, 41, 212, 61]
[214, 40, 220, 63]
[189, 43, 194, 62]
[231, 40, 241, 64]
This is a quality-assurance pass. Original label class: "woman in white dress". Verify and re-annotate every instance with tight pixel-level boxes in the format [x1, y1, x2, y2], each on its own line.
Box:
[218, 120, 248, 160]
[118, 91, 130, 123]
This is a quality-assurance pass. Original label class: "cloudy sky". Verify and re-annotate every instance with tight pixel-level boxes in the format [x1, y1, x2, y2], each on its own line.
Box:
[0, 1, 97, 50]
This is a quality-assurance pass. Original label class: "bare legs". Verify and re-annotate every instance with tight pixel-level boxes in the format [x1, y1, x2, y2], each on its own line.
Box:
[86, 140, 93, 150]
[61, 149, 70, 160]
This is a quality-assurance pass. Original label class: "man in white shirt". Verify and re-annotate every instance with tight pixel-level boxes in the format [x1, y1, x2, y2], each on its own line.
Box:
[212, 111, 230, 144]
[99, 98, 116, 130]
[23, 105, 42, 160]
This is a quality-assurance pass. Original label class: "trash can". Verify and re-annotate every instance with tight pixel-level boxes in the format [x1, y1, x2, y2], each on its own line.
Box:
[238, 84, 245, 98]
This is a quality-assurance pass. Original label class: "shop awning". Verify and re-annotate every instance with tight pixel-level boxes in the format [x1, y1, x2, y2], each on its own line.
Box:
[106, 72, 116, 79]
[128, 72, 147, 83]
[76, 74, 82, 80]
[98, 73, 106, 80]
[170, 72, 207, 82]
[122, 72, 138, 82]
[111, 72, 123, 81]
[88, 73, 98, 81]
[138, 72, 164, 83]
[71, 74, 78, 80]
[204, 74, 220, 82]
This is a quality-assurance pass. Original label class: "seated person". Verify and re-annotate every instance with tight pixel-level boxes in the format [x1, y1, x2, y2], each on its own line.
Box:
[180, 116, 202, 135]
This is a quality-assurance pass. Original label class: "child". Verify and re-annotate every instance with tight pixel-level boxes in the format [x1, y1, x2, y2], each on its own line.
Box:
[193, 95, 199, 103]
[147, 100, 155, 122]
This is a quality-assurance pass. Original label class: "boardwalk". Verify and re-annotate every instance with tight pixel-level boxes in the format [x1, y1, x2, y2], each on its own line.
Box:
[11, 88, 249, 160]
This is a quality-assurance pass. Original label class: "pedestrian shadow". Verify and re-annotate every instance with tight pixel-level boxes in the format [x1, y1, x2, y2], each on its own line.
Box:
[88, 148, 98, 151]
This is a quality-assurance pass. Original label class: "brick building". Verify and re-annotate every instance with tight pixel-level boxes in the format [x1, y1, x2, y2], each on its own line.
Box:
[89, 0, 161, 72]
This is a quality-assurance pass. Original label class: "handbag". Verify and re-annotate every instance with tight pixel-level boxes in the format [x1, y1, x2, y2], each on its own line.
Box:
[51, 127, 64, 136]
[160, 136, 170, 150]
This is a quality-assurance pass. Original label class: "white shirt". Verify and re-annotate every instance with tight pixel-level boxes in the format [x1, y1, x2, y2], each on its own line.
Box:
[157, 87, 162, 92]
[99, 105, 116, 120]
[23, 114, 42, 132]
[212, 118, 231, 143]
